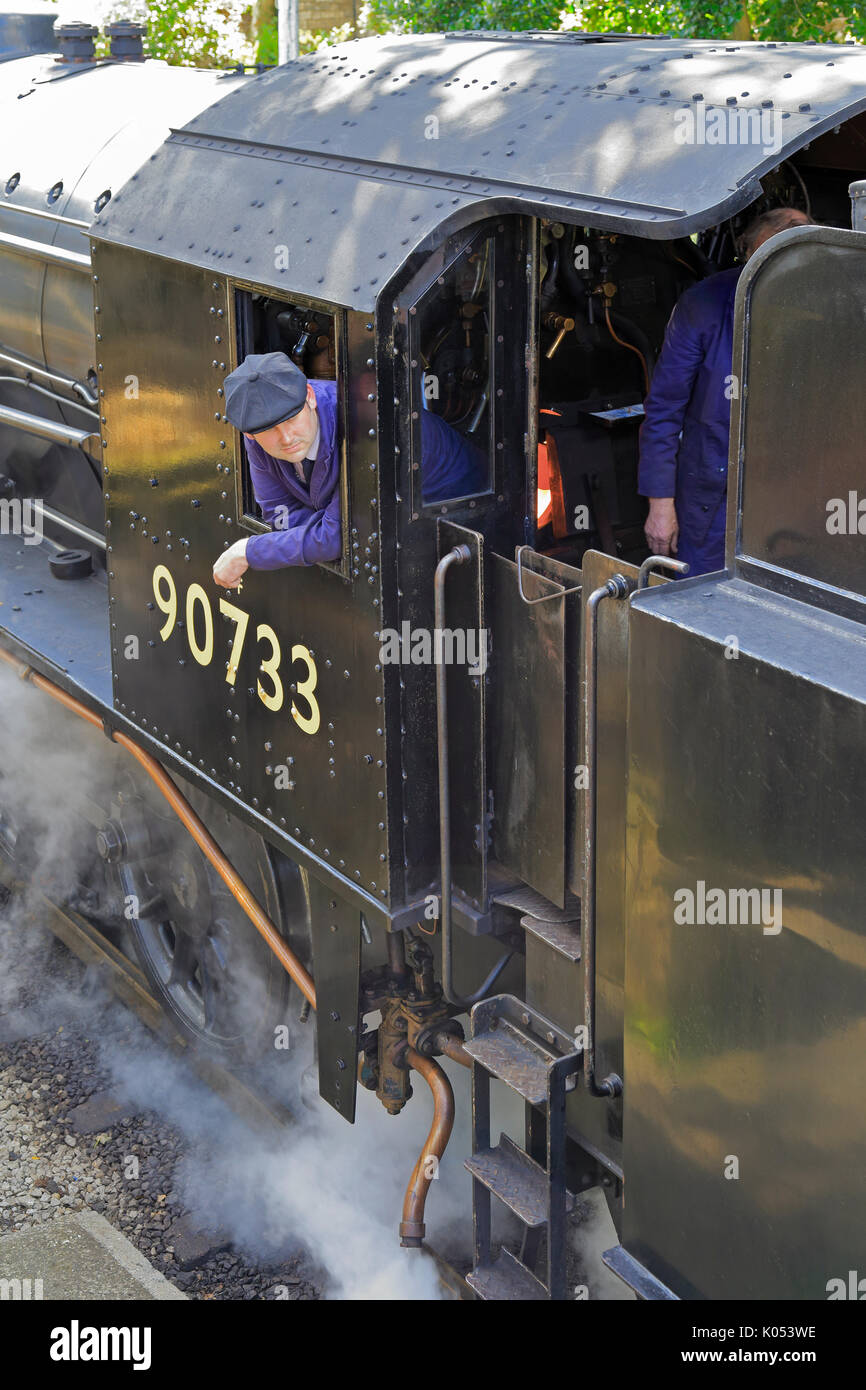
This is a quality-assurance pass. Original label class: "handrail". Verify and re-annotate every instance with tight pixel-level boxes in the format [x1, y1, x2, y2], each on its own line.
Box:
[0, 228, 90, 271]
[0, 401, 98, 447]
[0, 347, 98, 406]
[581, 577, 627, 1099]
[637, 554, 690, 589]
[33, 502, 106, 552]
[0, 201, 90, 229]
[434, 544, 511, 1009]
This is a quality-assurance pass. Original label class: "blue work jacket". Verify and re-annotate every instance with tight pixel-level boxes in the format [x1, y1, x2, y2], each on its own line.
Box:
[244, 379, 342, 570]
[638, 266, 742, 547]
[244, 380, 484, 570]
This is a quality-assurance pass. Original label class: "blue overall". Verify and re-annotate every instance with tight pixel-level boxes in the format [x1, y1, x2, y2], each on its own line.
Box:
[244, 380, 483, 570]
[638, 266, 742, 577]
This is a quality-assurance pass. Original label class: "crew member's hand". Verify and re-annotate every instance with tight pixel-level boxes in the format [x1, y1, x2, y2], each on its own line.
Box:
[213, 538, 249, 588]
[645, 497, 679, 557]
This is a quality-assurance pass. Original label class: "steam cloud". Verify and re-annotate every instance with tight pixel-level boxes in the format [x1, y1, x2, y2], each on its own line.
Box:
[0, 667, 469, 1298]
[0, 667, 623, 1300]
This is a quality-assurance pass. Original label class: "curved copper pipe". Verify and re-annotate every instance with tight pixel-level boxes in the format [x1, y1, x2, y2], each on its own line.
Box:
[400, 1046, 455, 1247]
[433, 1031, 472, 1069]
[0, 647, 317, 1008]
[604, 303, 650, 396]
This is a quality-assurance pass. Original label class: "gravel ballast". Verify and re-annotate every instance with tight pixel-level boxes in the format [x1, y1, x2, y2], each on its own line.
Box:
[0, 916, 321, 1301]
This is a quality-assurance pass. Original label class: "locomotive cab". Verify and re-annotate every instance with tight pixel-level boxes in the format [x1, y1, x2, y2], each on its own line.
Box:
[4, 30, 866, 1299]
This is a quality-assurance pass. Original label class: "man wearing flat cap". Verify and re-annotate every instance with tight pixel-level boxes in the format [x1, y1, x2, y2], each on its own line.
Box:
[213, 353, 340, 588]
[213, 350, 484, 589]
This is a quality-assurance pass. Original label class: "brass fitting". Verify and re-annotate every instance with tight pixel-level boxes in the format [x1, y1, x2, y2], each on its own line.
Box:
[361, 933, 461, 1116]
[543, 311, 576, 361]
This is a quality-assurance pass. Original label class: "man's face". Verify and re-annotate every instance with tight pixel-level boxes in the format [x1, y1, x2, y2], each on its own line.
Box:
[747, 210, 811, 258]
[246, 384, 318, 463]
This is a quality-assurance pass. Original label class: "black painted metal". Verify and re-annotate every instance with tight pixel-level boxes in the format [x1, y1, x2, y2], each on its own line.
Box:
[0, 533, 111, 703]
[731, 225, 866, 604]
[516, 548, 583, 895]
[0, 1, 59, 58]
[624, 443, 866, 1294]
[3, 29, 866, 1285]
[488, 552, 567, 906]
[466, 992, 581, 1300]
[96, 241, 396, 912]
[93, 36, 866, 311]
[602, 1245, 678, 1300]
[308, 874, 362, 1120]
[437, 521, 486, 911]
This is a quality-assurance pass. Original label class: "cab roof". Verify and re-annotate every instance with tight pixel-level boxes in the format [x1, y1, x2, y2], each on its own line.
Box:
[94, 32, 866, 309]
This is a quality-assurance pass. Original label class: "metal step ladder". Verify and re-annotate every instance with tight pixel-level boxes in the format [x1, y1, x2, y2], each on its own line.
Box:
[463, 994, 582, 1300]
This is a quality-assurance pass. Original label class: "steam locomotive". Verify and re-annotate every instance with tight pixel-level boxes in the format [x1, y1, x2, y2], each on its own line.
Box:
[2, 12, 866, 1299]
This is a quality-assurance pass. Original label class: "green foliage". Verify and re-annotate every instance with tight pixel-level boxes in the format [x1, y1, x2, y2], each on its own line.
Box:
[95, 0, 254, 68]
[573, 0, 864, 41]
[567, 2, 743, 40]
[362, 0, 564, 32]
[255, 14, 277, 61]
[363, 0, 866, 43]
[92, 0, 866, 71]
[256, 19, 358, 64]
[144, 0, 232, 66]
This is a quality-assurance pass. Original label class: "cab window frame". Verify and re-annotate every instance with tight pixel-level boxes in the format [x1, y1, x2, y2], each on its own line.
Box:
[398, 222, 506, 520]
[227, 279, 351, 581]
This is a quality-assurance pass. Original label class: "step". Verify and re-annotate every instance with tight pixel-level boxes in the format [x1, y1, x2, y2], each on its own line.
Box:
[520, 911, 581, 962]
[462, 1016, 557, 1105]
[467, 1247, 548, 1301]
[465, 1133, 576, 1228]
[492, 884, 580, 923]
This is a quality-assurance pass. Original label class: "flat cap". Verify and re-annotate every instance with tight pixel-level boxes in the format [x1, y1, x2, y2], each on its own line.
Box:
[223, 352, 309, 433]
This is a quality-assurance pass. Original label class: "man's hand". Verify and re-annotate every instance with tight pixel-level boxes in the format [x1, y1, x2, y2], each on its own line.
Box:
[645, 497, 679, 557]
[213, 537, 249, 588]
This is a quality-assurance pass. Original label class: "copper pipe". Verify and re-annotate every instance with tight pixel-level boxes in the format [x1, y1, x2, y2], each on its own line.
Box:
[604, 303, 650, 396]
[433, 1031, 472, 1069]
[0, 646, 317, 1008]
[399, 1046, 455, 1247]
[386, 929, 408, 983]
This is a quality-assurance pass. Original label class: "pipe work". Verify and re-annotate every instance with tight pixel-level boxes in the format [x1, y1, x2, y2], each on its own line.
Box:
[399, 1046, 455, 1247]
[582, 579, 627, 1099]
[0, 646, 317, 1008]
[434, 544, 510, 1009]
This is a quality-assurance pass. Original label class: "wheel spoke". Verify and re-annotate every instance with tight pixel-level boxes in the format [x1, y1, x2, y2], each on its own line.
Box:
[118, 770, 294, 1054]
[167, 929, 198, 989]
[199, 936, 241, 1040]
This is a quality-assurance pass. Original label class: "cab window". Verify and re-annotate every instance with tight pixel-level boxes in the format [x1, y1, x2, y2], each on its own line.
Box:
[230, 287, 348, 577]
[408, 235, 495, 511]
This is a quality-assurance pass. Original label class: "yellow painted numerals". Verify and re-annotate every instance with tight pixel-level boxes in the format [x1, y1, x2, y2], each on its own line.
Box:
[291, 645, 320, 735]
[186, 583, 214, 667]
[152, 565, 177, 641]
[219, 598, 250, 687]
[149, 564, 319, 735]
[256, 624, 284, 712]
